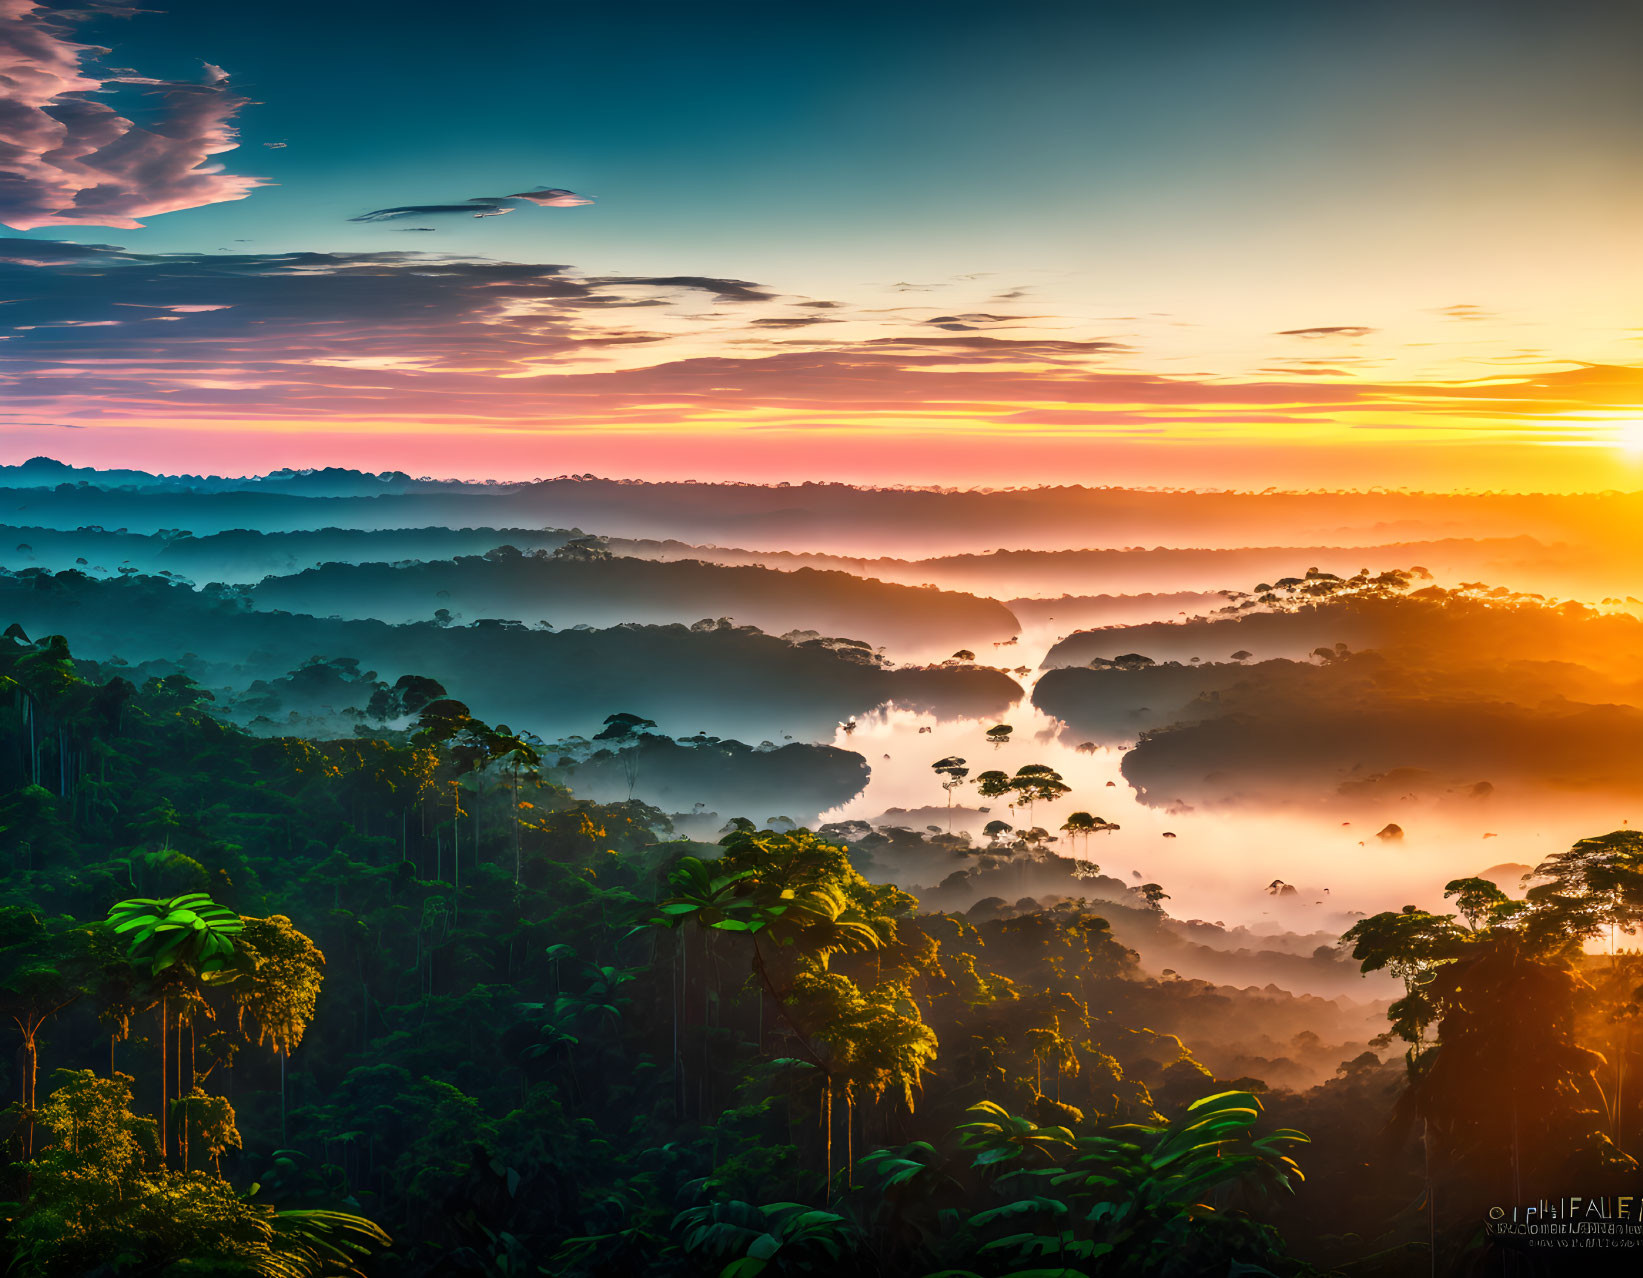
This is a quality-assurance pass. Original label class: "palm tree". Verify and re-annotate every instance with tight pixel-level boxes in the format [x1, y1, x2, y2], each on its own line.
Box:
[262, 1206, 392, 1277]
[106, 892, 245, 1165]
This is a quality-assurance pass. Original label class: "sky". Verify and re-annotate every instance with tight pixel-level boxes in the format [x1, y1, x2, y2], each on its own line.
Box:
[3, 0, 1643, 488]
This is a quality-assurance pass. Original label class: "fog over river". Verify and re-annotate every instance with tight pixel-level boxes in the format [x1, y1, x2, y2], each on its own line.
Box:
[818, 647, 1629, 934]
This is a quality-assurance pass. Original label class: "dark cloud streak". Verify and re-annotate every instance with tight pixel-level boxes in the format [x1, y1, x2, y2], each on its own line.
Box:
[350, 188, 594, 222]
[1274, 326, 1377, 339]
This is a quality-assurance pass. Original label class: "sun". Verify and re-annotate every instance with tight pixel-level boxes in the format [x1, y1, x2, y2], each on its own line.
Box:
[1617, 421, 1643, 455]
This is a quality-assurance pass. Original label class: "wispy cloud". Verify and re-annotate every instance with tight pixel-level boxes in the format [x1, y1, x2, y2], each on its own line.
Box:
[0, 0, 264, 231]
[350, 188, 594, 222]
[508, 187, 594, 207]
[0, 240, 1634, 453]
[1274, 325, 1377, 339]
[618, 276, 774, 303]
[750, 316, 839, 329]
[1434, 303, 1496, 322]
[923, 312, 1045, 332]
[350, 201, 519, 222]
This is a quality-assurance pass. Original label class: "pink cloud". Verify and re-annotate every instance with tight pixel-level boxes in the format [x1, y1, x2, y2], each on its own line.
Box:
[507, 187, 594, 208]
[0, 0, 264, 231]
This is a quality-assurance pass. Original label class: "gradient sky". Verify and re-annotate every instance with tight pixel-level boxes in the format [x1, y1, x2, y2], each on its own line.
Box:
[3, 0, 1643, 487]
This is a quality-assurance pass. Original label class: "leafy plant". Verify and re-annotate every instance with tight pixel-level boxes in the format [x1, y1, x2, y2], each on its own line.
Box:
[106, 892, 245, 979]
[674, 1199, 862, 1278]
[957, 1092, 1308, 1277]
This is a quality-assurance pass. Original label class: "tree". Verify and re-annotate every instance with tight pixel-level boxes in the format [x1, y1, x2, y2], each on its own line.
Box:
[652, 855, 756, 1109]
[682, 826, 919, 1185]
[1399, 932, 1605, 1200]
[1342, 904, 1468, 1047]
[930, 755, 969, 830]
[593, 712, 658, 799]
[172, 1085, 241, 1177]
[1443, 876, 1512, 931]
[1061, 810, 1097, 848]
[106, 892, 244, 981]
[106, 892, 247, 1165]
[554, 962, 637, 1036]
[839, 981, 939, 1114]
[655, 854, 756, 929]
[554, 535, 613, 561]
[984, 724, 1013, 748]
[982, 819, 1014, 849]
[11, 1069, 389, 1277]
[0, 908, 95, 1156]
[1138, 883, 1170, 910]
[1343, 866, 1625, 1228]
[974, 769, 1014, 804]
[1009, 763, 1070, 824]
[233, 915, 327, 1145]
[1519, 830, 1643, 1151]
[413, 697, 506, 909]
[1060, 811, 1118, 850]
[11, 1069, 159, 1275]
[1523, 829, 1643, 956]
[365, 672, 447, 722]
[492, 725, 544, 884]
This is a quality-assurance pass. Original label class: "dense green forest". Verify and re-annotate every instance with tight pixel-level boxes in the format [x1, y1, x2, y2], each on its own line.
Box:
[3, 624, 1641, 1276]
[0, 568, 1019, 745]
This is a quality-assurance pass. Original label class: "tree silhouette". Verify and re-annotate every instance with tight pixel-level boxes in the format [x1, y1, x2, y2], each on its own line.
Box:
[930, 755, 969, 830]
[593, 712, 659, 800]
[1009, 763, 1071, 825]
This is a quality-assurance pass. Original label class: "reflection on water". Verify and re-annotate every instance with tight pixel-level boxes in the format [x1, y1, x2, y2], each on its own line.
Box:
[823, 661, 1628, 932]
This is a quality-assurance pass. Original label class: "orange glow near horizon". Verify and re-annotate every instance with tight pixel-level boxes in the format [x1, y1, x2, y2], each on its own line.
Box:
[11, 412, 1643, 493]
[6, 242, 1643, 491]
